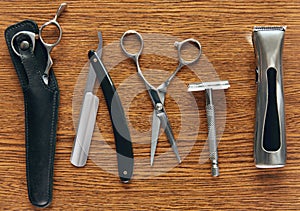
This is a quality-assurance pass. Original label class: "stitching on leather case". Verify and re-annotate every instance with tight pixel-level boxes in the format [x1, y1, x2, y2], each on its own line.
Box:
[23, 89, 58, 207]
[22, 53, 56, 206]
[47, 91, 59, 201]
[5, 21, 36, 89]
[6, 23, 57, 93]
[24, 90, 31, 202]
[6, 20, 59, 207]
[23, 51, 55, 93]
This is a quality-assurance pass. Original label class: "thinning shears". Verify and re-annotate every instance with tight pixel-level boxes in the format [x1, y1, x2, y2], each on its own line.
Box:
[11, 3, 67, 85]
[120, 30, 201, 165]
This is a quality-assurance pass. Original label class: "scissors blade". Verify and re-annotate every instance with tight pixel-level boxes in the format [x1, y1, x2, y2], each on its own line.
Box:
[150, 89, 167, 165]
[150, 111, 160, 166]
[156, 111, 181, 163]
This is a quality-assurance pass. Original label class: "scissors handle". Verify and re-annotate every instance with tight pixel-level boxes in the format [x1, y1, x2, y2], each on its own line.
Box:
[175, 38, 202, 66]
[120, 30, 144, 60]
[121, 30, 155, 90]
[39, 3, 67, 49]
[39, 20, 62, 50]
[38, 3, 67, 84]
[54, 3, 67, 21]
[158, 38, 202, 92]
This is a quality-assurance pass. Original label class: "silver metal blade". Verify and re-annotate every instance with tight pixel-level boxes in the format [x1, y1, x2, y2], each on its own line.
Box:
[97, 31, 103, 57]
[156, 111, 181, 163]
[84, 32, 103, 93]
[157, 82, 167, 104]
[71, 92, 99, 166]
[188, 80, 230, 92]
[150, 111, 160, 166]
[83, 32, 103, 94]
[71, 31, 104, 167]
[84, 64, 97, 93]
[150, 90, 166, 165]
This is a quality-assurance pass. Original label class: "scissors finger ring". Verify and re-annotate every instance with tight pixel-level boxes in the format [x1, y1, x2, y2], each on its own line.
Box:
[10, 3, 67, 86]
[175, 38, 202, 66]
[39, 2, 67, 85]
[120, 30, 144, 60]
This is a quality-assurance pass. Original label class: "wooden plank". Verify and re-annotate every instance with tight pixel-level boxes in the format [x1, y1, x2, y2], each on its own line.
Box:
[0, 0, 299, 210]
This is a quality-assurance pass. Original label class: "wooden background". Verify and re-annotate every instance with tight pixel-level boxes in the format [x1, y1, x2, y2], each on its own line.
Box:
[1, 0, 300, 210]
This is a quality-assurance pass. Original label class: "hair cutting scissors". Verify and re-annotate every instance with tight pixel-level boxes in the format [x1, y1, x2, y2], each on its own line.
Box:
[120, 30, 201, 165]
[11, 3, 67, 85]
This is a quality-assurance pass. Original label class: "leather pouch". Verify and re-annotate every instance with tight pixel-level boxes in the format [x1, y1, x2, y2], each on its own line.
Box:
[5, 20, 59, 208]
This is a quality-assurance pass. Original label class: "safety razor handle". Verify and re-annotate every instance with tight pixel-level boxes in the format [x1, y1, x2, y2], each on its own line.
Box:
[205, 89, 219, 176]
[253, 27, 286, 168]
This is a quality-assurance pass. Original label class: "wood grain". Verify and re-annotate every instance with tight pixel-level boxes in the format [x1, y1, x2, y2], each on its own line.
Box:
[1, 0, 300, 210]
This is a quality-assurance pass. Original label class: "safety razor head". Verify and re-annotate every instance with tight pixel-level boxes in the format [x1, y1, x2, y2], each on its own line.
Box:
[188, 80, 230, 92]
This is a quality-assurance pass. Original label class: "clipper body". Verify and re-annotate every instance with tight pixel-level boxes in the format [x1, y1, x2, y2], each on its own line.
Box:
[252, 26, 286, 168]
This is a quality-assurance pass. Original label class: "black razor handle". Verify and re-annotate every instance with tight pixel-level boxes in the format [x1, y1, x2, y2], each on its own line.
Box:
[88, 50, 134, 183]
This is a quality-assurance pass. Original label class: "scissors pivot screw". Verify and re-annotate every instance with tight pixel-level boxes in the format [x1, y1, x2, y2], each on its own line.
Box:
[123, 170, 128, 175]
[93, 58, 98, 63]
[155, 103, 163, 111]
[20, 41, 30, 50]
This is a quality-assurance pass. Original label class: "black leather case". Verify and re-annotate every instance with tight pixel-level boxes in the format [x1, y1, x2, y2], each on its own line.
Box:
[5, 20, 59, 208]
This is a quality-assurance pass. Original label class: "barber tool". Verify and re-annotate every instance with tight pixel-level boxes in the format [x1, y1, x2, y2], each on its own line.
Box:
[70, 32, 101, 167]
[252, 26, 286, 168]
[120, 30, 202, 165]
[12, 3, 67, 86]
[188, 81, 230, 176]
[4, 3, 66, 207]
[71, 32, 134, 183]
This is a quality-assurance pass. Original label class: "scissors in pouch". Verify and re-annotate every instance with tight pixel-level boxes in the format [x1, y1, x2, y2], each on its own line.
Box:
[120, 30, 201, 165]
[11, 3, 67, 85]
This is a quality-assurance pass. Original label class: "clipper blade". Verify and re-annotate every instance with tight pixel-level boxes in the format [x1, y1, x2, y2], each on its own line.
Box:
[253, 26, 286, 32]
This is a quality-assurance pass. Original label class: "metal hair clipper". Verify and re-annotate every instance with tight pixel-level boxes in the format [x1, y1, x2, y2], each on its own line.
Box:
[252, 26, 286, 168]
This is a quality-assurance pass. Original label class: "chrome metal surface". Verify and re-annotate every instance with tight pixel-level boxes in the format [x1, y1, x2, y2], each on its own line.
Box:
[188, 81, 230, 176]
[39, 2, 67, 85]
[70, 32, 103, 167]
[120, 30, 201, 165]
[20, 41, 30, 50]
[70, 92, 99, 167]
[252, 26, 286, 168]
[11, 31, 37, 57]
[188, 80, 230, 92]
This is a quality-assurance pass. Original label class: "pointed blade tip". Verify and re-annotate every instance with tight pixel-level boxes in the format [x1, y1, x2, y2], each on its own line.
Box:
[97, 31, 103, 52]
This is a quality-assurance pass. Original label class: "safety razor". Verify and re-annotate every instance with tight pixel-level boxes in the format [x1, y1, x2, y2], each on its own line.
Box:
[252, 26, 286, 168]
[188, 80, 230, 176]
